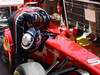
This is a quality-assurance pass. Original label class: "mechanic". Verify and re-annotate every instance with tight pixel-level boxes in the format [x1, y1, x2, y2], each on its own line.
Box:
[8, 1, 51, 68]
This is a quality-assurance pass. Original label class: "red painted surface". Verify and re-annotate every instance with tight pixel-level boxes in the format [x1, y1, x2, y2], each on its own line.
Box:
[3, 28, 13, 52]
[46, 35, 100, 75]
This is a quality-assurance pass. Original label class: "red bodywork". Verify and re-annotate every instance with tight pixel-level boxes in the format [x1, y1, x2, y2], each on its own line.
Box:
[30, 26, 100, 75]
[46, 35, 100, 75]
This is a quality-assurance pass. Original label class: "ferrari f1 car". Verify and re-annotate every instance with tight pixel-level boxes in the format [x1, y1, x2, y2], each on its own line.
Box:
[1, 3, 100, 75]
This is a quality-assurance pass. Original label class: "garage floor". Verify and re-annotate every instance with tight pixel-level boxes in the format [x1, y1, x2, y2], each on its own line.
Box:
[0, 59, 10, 75]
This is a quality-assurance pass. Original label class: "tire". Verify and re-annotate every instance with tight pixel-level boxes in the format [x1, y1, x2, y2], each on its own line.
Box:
[14, 62, 46, 75]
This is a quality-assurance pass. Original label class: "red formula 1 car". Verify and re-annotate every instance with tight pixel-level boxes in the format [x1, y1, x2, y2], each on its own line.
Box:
[1, 4, 100, 75]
